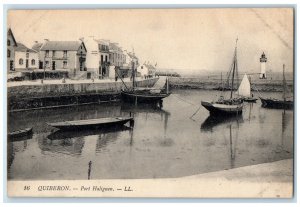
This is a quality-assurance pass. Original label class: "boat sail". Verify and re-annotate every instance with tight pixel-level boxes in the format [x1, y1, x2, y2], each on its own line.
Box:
[201, 38, 243, 116]
[119, 55, 171, 105]
[236, 74, 257, 102]
[259, 64, 293, 109]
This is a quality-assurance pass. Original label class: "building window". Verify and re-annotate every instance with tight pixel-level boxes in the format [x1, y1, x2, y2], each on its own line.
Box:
[45, 50, 49, 57]
[7, 49, 10, 58]
[141, 66, 143, 69]
[31, 59, 35, 65]
[45, 61, 49, 67]
[26, 52, 29, 58]
[53, 50, 56, 57]
[19, 58, 24, 65]
[7, 40, 10, 46]
[63, 50, 67, 58]
[63, 61, 68, 68]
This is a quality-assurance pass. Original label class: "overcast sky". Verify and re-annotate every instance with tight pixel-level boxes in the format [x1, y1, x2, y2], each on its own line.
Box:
[8, 8, 294, 73]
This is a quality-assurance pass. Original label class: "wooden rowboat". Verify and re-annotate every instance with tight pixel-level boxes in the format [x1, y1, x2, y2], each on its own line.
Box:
[8, 127, 33, 139]
[47, 117, 134, 131]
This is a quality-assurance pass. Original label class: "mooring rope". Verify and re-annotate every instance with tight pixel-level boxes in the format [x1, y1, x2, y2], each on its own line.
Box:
[172, 94, 198, 106]
[190, 106, 202, 119]
[171, 94, 203, 119]
[252, 83, 263, 97]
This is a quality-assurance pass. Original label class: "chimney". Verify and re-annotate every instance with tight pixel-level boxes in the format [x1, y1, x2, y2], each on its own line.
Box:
[34, 41, 38, 44]
[44, 39, 49, 42]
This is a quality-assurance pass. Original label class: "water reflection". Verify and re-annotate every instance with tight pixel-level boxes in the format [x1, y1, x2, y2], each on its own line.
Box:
[200, 115, 243, 132]
[121, 102, 171, 147]
[120, 102, 171, 116]
[7, 90, 294, 180]
[8, 103, 123, 133]
[8, 133, 33, 143]
[95, 126, 132, 153]
[39, 136, 85, 156]
[7, 135, 32, 172]
[227, 124, 239, 168]
[279, 110, 292, 154]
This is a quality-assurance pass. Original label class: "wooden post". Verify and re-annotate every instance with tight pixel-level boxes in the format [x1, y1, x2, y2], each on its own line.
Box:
[283, 64, 286, 102]
[88, 161, 92, 180]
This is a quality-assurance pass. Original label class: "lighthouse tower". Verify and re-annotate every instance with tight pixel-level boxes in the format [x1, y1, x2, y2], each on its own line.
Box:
[259, 52, 267, 79]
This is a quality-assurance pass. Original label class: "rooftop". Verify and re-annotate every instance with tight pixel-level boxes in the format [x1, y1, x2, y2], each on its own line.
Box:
[15, 42, 37, 53]
[40, 41, 83, 51]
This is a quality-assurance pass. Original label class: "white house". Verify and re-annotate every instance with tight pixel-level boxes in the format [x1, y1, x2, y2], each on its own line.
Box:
[84, 36, 101, 78]
[137, 63, 156, 78]
[14, 42, 39, 70]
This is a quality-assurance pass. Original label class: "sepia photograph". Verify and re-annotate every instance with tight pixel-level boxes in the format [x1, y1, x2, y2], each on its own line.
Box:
[6, 7, 294, 198]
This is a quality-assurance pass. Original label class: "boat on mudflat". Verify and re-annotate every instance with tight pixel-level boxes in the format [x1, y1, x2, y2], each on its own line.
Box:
[8, 127, 33, 139]
[47, 116, 134, 131]
[259, 64, 293, 110]
[201, 100, 243, 116]
[118, 55, 171, 104]
[260, 97, 293, 109]
[48, 125, 132, 140]
[201, 38, 243, 116]
[121, 89, 170, 103]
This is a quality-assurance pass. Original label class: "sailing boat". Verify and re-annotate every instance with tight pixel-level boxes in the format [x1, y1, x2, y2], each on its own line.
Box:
[201, 38, 243, 116]
[120, 59, 171, 104]
[259, 64, 293, 109]
[237, 74, 257, 102]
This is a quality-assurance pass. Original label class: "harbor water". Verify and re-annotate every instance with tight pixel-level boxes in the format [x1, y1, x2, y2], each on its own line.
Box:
[7, 89, 293, 180]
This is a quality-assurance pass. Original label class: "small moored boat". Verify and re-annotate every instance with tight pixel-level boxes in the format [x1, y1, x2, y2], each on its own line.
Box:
[201, 38, 244, 116]
[259, 64, 293, 109]
[8, 127, 33, 139]
[117, 54, 171, 105]
[47, 117, 134, 131]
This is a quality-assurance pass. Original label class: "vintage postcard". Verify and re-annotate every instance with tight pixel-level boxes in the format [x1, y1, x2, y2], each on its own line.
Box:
[6, 8, 294, 198]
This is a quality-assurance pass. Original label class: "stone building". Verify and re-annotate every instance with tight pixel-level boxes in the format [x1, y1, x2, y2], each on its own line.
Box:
[108, 42, 126, 79]
[14, 42, 39, 70]
[7, 28, 18, 72]
[122, 50, 139, 78]
[39, 40, 87, 77]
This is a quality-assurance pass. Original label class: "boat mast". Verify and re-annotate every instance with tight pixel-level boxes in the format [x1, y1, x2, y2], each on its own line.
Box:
[283, 64, 286, 102]
[166, 77, 169, 94]
[230, 38, 238, 99]
[132, 60, 135, 90]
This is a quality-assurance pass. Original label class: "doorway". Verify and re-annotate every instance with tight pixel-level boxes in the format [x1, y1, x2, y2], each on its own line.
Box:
[52, 61, 56, 70]
[39, 61, 43, 69]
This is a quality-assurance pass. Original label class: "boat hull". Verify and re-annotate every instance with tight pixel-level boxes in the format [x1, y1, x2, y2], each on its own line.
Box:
[260, 97, 293, 109]
[121, 90, 170, 103]
[48, 125, 131, 140]
[47, 117, 134, 131]
[8, 127, 33, 139]
[201, 101, 243, 116]
[242, 97, 258, 103]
